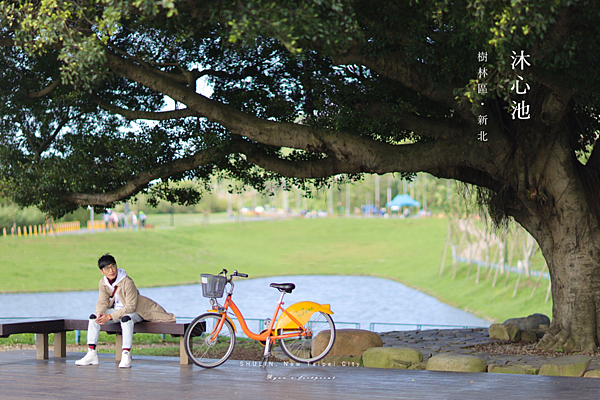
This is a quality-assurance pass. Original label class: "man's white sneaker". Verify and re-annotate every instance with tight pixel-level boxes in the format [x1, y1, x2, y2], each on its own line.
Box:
[75, 349, 98, 366]
[119, 350, 132, 368]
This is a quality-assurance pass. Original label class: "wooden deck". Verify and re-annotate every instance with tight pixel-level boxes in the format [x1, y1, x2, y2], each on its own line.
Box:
[1, 350, 600, 399]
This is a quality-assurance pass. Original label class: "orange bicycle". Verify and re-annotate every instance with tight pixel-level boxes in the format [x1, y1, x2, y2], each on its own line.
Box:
[184, 269, 336, 368]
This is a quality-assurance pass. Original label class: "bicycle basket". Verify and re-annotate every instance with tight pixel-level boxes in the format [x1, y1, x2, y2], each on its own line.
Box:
[201, 274, 227, 298]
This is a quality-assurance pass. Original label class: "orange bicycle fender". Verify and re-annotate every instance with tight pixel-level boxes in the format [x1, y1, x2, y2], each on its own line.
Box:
[274, 302, 333, 331]
[207, 310, 237, 332]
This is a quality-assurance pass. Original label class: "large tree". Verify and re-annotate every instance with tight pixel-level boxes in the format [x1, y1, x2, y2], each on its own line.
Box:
[2, 0, 600, 352]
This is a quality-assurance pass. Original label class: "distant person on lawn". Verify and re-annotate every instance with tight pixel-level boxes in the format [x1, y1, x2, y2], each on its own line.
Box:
[76, 254, 175, 368]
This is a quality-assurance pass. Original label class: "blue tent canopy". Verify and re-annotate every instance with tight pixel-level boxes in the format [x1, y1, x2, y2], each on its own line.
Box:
[386, 194, 420, 208]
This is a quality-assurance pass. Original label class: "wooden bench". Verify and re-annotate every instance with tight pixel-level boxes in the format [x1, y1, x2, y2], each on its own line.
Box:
[0, 319, 68, 360]
[64, 319, 192, 364]
[0, 319, 192, 365]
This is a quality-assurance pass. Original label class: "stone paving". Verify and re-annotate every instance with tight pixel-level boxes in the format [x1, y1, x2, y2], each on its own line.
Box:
[378, 328, 600, 372]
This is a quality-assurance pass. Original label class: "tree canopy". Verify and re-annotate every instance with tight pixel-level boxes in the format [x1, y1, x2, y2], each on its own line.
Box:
[1, 0, 596, 215]
[3, 0, 600, 352]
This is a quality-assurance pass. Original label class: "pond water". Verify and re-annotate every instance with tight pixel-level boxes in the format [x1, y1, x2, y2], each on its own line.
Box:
[0, 275, 489, 332]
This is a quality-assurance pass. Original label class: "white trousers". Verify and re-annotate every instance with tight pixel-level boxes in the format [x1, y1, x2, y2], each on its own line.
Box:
[86, 309, 143, 349]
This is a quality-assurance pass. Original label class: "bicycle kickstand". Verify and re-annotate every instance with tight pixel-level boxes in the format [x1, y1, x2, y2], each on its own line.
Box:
[260, 338, 273, 368]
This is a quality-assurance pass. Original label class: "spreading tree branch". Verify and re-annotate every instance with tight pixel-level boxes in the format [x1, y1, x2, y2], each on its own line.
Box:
[104, 51, 511, 182]
[107, 45, 260, 89]
[331, 51, 458, 109]
[28, 80, 60, 98]
[399, 113, 464, 139]
[15, 117, 41, 152]
[59, 125, 511, 207]
[60, 140, 361, 205]
[241, 146, 363, 178]
[353, 101, 464, 138]
[429, 166, 504, 193]
[60, 145, 223, 206]
[16, 111, 80, 157]
[38, 114, 80, 155]
[93, 95, 200, 120]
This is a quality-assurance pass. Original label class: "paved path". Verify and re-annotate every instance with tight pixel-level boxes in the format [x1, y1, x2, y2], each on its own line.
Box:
[1, 350, 600, 399]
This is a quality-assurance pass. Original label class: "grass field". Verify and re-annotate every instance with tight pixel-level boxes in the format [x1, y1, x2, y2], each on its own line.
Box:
[0, 215, 552, 324]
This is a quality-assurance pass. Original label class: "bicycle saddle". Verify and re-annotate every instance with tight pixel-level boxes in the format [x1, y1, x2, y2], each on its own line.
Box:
[269, 283, 296, 293]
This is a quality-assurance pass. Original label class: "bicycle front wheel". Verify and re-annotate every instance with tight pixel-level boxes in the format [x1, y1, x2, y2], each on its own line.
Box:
[184, 313, 236, 368]
[279, 311, 335, 363]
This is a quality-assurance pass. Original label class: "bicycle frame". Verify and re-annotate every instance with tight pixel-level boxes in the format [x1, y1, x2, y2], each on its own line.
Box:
[212, 290, 311, 344]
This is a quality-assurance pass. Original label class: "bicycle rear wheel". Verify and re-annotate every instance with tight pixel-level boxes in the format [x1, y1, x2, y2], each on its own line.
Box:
[184, 313, 236, 368]
[279, 311, 335, 363]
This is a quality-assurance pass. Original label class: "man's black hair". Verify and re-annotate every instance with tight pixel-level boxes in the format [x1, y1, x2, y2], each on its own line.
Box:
[98, 254, 117, 269]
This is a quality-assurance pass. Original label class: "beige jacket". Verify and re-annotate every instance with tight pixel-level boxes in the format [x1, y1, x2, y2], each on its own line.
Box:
[95, 275, 176, 323]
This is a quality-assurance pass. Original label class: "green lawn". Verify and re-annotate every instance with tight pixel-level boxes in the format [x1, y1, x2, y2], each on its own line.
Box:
[143, 212, 233, 227]
[0, 216, 552, 323]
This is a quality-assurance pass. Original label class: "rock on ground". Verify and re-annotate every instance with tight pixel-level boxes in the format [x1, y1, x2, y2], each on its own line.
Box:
[584, 370, 600, 378]
[489, 324, 520, 341]
[503, 314, 550, 331]
[426, 353, 487, 373]
[313, 329, 382, 359]
[363, 347, 423, 369]
[538, 355, 592, 377]
[488, 364, 539, 375]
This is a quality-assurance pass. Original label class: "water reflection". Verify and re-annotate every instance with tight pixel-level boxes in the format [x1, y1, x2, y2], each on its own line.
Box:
[0, 275, 489, 330]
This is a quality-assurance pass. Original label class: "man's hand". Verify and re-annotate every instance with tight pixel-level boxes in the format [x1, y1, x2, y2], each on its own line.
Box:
[96, 313, 112, 325]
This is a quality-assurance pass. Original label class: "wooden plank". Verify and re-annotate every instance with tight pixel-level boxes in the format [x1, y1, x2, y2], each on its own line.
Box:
[54, 331, 67, 358]
[63, 319, 189, 336]
[126, 321, 189, 336]
[115, 334, 122, 361]
[2, 350, 600, 400]
[0, 319, 65, 336]
[179, 336, 192, 365]
[35, 333, 48, 360]
[62, 319, 89, 331]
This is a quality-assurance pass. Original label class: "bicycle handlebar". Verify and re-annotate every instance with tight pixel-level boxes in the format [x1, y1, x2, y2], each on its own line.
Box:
[219, 269, 249, 280]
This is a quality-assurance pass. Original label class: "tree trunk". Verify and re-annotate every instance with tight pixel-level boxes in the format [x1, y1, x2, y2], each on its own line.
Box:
[510, 132, 600, 353]
[534, 217, 600, 353]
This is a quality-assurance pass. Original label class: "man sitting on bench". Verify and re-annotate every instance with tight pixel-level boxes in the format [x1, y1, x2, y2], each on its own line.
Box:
[76, 254, 176, 368]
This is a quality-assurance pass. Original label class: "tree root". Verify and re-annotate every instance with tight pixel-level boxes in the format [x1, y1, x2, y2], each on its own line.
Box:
[537, 326, 598, 354]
